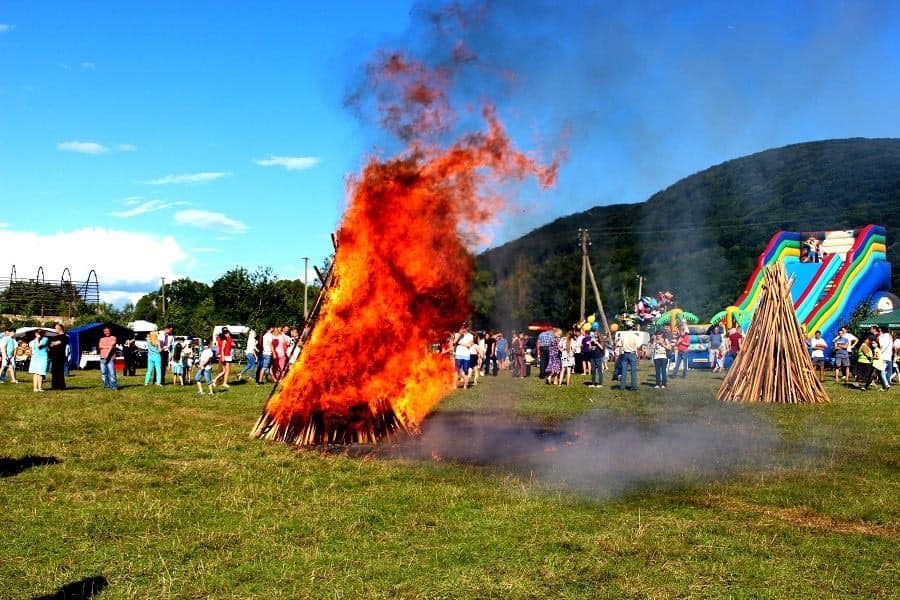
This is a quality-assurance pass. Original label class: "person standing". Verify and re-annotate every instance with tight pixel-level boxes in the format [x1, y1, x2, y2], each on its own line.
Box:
[122, 339, 136, 376]
[495, 333, 508, 371]
[588, 331, 605, 388]
[0, 327, 18, 384]
[832, 328, 853, 383]
[536, 327, 553, 379]
[877, 328, 893, 390]
[158, 325, 174, 385]
[651, 333, 670, 389]
[855, 335, 878, 391]
[546, 328, 562, 385]
[708, 325, 724, 372]
[453, 324, 474, 389]
[673, 329, 691, 378]
[99, 326, 118, 390]
[808, 331, 828, 382]
[194, 342, 215, 395]
[559, 331, 575, 386]
[510, 332, 525, 378]
[144, 330, 162, 386]
[212, 327, 234, 390]
[618, 326, 639, 391]
[28, 329, 49, 392]
[48, 323, 69, 390]
[726, 326, 744, 367]
[239, 329, 258, 382]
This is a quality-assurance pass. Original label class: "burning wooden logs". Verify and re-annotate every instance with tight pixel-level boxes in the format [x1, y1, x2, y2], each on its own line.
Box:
[717, 262, 829, 404]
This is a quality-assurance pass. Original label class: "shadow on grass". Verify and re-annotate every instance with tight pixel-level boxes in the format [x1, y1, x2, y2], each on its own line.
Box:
[0, 455, 61, 478]
[31, 575, 108, 600]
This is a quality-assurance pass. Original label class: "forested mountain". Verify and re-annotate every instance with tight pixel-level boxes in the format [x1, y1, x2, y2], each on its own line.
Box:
[475, 138, 900, 329]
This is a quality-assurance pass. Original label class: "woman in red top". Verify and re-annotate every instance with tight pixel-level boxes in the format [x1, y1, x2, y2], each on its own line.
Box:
[212, 328, 234, 389]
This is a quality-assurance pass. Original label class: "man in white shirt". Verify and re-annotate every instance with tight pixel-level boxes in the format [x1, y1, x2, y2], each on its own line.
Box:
[194, 343, 215, 395]
[808, 330, 828, 382]
[257, 326, 275, 384]
[618, 327, 639, 391]
[877, 329, 893, 389]
[454, 324, 474, 389]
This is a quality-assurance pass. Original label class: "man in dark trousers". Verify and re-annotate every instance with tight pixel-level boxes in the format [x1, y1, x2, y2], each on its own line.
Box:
[159, 325, 174, 384]
[483, 332, 497, 376]
[536, 327, 553, 379]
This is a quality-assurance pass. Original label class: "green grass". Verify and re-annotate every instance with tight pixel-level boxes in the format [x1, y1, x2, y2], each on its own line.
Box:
[1, 366, 898, 598]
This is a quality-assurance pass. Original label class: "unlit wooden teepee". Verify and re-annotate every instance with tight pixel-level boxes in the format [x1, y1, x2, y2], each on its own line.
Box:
[718, 262, 829, 404]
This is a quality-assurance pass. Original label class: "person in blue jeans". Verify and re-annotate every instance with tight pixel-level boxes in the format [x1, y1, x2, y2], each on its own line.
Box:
[651, 334, 670, 388]
[98, 326, 118, 390]
[588, 332, 605, 387]
[618, 328, 639, 391]
[673, 330, 691, 378]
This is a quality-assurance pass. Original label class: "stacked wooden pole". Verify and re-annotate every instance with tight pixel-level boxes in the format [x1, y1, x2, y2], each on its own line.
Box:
[718, 263, 829, 404]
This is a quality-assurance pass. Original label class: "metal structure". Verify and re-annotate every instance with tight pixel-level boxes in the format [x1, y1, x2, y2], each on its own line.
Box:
[0, 265, 100, 318]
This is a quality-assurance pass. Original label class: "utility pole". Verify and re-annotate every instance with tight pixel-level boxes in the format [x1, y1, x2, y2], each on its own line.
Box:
[160, 277, 167, 323]
[578, 228, 587, 322]
[578, 228, 611, 337]
[637, 274, 643, 302]
[302, 257, 310, 320]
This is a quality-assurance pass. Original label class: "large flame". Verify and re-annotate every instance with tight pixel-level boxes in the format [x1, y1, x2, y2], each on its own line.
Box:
[255, 52, 556, 445]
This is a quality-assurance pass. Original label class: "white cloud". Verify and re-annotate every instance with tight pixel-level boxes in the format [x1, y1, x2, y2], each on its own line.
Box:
[57, 140, 108, 154]
[0, 222, 9, 228]
[0, 227, 188, 290]
[111, 199, 186, 218]
[174, 209, 247, 234]
[124, 196, 143, 205]
[101, 290, 147, 308]
[80, 61, 96, 70]
[254, 155, 320, 171]
[118, 143, 137, 152]
[141, 171, 230, 185]
[0, 24, 13, 33]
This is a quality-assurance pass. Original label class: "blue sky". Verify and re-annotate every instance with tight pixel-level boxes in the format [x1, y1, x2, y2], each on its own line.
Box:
[2, 1, 899, 305]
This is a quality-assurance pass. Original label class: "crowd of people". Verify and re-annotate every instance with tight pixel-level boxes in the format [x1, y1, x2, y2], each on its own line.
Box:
[0, 323, 311, 394]
[810, 325, 899, 391]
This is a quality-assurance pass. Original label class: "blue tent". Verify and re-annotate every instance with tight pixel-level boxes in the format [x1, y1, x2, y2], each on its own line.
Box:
[66, 322, 134, 368]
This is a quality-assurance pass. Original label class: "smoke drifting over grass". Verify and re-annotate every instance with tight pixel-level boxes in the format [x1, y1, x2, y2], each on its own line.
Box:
[388, 405, 780, 498]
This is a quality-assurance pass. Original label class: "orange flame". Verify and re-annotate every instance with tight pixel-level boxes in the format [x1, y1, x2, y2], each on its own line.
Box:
[260, 52, 556, 443]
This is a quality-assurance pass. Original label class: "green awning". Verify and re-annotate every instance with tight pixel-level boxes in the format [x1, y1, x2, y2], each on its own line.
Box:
[860, 309, 900, 329]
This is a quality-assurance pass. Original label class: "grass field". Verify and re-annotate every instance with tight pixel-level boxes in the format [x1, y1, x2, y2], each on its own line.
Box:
[1, 365, 898, 598]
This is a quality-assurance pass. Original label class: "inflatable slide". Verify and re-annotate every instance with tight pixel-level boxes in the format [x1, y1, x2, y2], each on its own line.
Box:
[733, 225, 891, 344]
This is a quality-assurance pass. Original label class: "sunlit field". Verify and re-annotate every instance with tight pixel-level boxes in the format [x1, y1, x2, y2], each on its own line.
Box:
[1, 366, 898, 598]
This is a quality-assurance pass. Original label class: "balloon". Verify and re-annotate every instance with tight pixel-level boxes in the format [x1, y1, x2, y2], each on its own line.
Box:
[610, 323, 619, 333]
[587, 315, 595, 323]
[582, 323, 592, 332]
[591, 321, 600, 331]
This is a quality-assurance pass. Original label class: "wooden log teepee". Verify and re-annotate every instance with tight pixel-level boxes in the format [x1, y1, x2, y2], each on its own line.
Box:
[717, 262, 829, 404]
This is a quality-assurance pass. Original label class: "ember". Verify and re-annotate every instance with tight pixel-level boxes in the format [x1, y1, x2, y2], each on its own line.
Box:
[252, 51, 557, 446]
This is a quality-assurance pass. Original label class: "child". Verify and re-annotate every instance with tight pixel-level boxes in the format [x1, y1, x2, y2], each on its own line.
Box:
[172, 343, 184, 386]
[194, 343, 215, 395]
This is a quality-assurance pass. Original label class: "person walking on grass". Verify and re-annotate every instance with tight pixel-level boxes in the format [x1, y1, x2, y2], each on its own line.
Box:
[588, 331, 605, 388]
[258, 325, 275, 384]
[99, 326, 118, 391]
[673, 329, 691, 379]
[0, 327, 18, 384]
[651, 333, 670, 389]
[212, 328, 234, 391]
[544, 328, 562, 385]
[28, 329, 49, 393]
[48, 323, 68, 391]
[238, 329, 258, 382]
[144, 330, 163, 386]
[195, 342, 215, 395]
[855, 335, 885, 391]
[708, 325, 724, 372]
[618, 325, 639, 391]
[809, 330, 828, 382]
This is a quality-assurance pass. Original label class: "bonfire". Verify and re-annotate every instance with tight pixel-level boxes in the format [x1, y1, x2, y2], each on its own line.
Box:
[252, 51, 557, 446]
